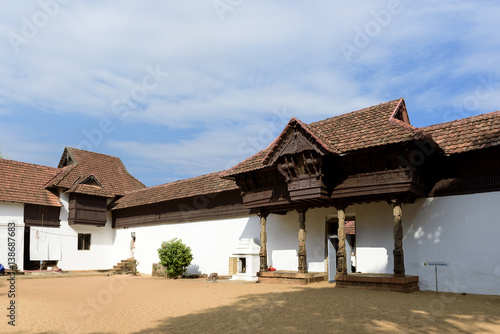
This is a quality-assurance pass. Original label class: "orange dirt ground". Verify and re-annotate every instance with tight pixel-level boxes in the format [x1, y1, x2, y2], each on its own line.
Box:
[1, 275, 499, 333]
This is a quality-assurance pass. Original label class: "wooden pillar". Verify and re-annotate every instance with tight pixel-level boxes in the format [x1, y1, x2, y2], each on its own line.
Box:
[258, 210, 269, 272]
[336, 207, 348, 275]
[297, 208, 308, 273]
[392, 201, 405, 277]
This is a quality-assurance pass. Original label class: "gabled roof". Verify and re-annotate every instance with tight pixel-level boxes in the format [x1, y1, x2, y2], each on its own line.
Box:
[46, 147, 146, 196]
[111, 171, 239, 210]
[0, 159, 61, 207]
[222, 98, 427, 177]
[423, 111, 500, 154]
[307, 98, 426, 153]
[262, 117, 338, 165]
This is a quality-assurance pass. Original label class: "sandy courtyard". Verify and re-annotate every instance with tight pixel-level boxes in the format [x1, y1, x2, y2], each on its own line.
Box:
[1, 275, 500, 333]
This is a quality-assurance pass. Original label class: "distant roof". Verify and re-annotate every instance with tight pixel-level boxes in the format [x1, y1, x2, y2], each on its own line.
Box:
[423, 111, 500, 154]
[111, 171, 239, 210]
[222, 98, 427, 177]
[0, 159, 61, 207]
[46, 147, 145, 196]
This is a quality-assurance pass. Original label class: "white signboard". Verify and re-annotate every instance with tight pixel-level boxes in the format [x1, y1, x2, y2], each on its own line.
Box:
[424, 262, 448, 267]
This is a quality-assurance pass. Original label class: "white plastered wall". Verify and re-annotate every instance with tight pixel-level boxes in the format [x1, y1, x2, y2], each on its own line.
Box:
[56, 192, 116, 270]
[112, 207, 340, 276]
[0, 202, 25, 271]
[349, 192, 500, 295]
[113, 216, 261, 275]
[403, 192, 500, 295]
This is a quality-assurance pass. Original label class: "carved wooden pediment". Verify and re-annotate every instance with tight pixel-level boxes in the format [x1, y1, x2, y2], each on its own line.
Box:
[265, 122, 328, 166]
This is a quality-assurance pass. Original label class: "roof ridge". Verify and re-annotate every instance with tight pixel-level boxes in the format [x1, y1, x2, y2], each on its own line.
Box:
[124, 170, 230, 195]
[308, 98, 401, 127]
[424, 110, 500, 130]
[67, 147, 123, 160]
[0, 158, 60, 171]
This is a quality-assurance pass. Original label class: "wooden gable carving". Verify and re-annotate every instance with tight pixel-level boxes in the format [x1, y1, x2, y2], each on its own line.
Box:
[265, 121, 329, 201]
[266, 123, 327, 166]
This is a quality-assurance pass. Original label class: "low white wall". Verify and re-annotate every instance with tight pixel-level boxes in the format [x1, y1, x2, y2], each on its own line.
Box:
[0, 202, 25, 271]
[113, 216, 260, 275]
[56, 193, 116, 271]
[403, 192, 500, 295]
[351, 192, 500, 295]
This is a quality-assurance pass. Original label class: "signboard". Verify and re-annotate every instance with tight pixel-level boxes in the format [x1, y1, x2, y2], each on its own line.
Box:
[424, 262, 448, 267]
[424, 262, 448, 295]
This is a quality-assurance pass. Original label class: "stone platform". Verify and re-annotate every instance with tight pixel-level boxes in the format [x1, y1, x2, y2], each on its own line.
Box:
[257, 271, 328, 285]
[335, 273, 419, 293]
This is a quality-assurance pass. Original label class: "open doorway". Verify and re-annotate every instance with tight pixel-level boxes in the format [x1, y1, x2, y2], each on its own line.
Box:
[326, 217, 356, 282]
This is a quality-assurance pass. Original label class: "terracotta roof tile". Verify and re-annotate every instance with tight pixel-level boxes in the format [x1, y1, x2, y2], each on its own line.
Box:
[47, 148, 145, 196]
[111, 171, 239, 210]
[223, 98, 425, 177]
[424, 111, 500, 154]
[0, 159, 61, 207]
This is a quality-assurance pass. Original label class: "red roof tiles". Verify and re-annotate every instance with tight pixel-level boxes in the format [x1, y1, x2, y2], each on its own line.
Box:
[423, 111, 500, 154]
[111, 171, 239, 210]
[223, 98, 426, 177]
[0, 159, 61, 207]
[46, 148, 146, 196]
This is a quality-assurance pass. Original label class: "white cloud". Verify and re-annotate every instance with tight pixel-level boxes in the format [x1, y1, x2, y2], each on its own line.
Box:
[0, 0, 499, 184]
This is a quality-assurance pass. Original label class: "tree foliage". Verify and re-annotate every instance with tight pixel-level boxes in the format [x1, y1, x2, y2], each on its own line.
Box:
[157, 238, 193, 278]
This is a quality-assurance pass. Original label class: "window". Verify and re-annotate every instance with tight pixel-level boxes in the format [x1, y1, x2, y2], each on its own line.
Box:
[78, 233, 91, 250]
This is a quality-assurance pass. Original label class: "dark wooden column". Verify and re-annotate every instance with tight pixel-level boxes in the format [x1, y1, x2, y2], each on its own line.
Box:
[392, 201, 405, 277]
[258, 210, 269, 272]
[297, 208, 308, 273]
[336, 206, 348, 275]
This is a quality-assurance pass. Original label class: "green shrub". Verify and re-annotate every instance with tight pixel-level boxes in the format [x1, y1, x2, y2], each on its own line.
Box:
[157, 238, 193, 278]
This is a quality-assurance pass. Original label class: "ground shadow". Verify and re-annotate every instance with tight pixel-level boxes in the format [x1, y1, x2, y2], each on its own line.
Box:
[132, 285, 500, 334]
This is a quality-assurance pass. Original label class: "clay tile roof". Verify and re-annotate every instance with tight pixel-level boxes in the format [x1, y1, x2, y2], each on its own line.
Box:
[47, 147, 145, 196]
[111, 171, 239, 210]
[0, 159, 61, 207]
[67, 180, 115, 198]
[308, 98, 425, 153]
[423, 111, 500, 154]
[223, 98, 425, 177]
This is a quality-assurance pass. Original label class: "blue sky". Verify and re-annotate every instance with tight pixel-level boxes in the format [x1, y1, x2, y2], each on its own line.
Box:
[1, 1, 499, 187]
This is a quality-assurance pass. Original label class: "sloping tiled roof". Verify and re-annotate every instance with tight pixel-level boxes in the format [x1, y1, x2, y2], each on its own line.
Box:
[67, 183, 115, 198]
[0, 159, 61, 207]
[46, 148, 145, 196]
[111, 171, 239, 210]
[307, 98, 425, 152]
[223, 98, 426, 177]
[423, 111, 500, 154]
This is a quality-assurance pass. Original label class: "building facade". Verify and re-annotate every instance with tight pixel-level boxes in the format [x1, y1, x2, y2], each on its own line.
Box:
[1, 98, 499, 295]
